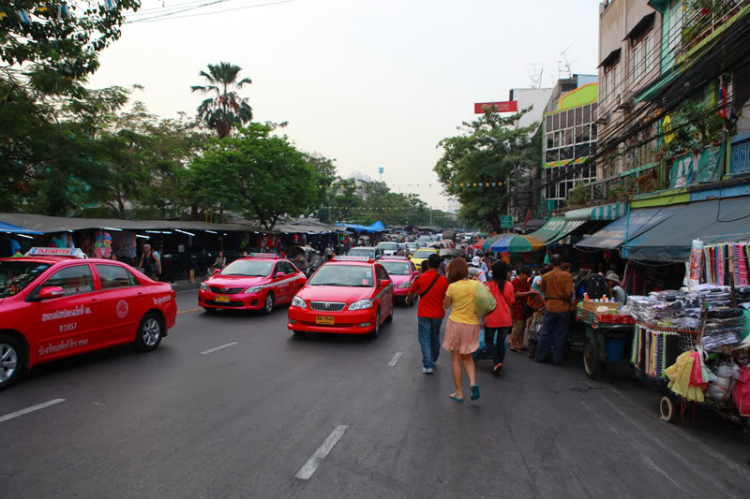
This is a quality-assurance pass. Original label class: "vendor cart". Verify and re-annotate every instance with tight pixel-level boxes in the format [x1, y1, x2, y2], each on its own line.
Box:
[571, 306, 636, 379]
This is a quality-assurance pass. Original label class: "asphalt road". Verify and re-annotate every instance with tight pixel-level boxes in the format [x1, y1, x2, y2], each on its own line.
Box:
[1, 290, 749, 498]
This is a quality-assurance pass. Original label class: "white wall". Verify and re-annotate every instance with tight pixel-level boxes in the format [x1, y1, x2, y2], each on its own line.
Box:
[510, 88, 554, 130]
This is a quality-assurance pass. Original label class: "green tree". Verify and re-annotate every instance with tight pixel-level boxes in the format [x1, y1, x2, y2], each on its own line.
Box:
[1, 1, 141, 96]
[187, 123, 318, 229]
[434, 109, 537, 232]
[191, 62, 253, 139]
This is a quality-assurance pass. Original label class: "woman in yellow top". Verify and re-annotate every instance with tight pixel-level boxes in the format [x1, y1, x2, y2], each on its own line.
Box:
[443, 258, 480, 402]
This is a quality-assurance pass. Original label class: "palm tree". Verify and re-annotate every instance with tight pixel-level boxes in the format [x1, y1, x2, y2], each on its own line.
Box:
[191, 62, 253, 139]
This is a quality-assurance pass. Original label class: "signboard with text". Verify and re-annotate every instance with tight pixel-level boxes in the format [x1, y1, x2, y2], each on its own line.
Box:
[474, 101, 518, 114]
[500, 216, 514, 229]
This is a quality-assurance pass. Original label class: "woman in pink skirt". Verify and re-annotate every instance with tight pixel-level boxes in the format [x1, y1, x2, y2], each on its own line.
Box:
[442, 258, 480, 402]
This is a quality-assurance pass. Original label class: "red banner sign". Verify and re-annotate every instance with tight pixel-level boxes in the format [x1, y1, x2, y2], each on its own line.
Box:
[474, 101, 518, 114]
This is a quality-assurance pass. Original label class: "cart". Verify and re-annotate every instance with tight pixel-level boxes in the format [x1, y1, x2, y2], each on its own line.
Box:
[571, 307, 636, 379]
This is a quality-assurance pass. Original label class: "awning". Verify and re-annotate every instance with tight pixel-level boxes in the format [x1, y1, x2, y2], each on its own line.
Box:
[623, 12, 656, 41]
[0, 221, 43, 235]
[576, 206, 677, 249]
[547, 220, 587, 244]
[622, 197, 750, 262]
[528, 217, 567, 243]
[598, 48, 621, 69]
[335, 221, 385, 233]
[0, 213, 265, 234]
[564, 203, 626, 221]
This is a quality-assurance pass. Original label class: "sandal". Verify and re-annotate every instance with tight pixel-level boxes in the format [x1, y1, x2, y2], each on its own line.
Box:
[449, 393, 464, 403]
[492, 363, 503, 377]
[470, 385, 480, 401]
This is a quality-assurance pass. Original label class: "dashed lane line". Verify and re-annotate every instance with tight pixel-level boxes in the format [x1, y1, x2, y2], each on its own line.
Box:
[199, 342, 238, 355]
[388, 352, 404, 366]
[0, 399, 66, 424]
[295, 425, 348, 480]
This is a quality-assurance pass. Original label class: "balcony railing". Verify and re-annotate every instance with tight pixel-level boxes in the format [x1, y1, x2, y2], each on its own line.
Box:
[680, 0, 748, 52]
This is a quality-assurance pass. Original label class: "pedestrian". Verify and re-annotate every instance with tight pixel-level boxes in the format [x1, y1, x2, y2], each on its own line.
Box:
[535, 255, 574, 365]
[483, 260, 515, 377]
[442, 257, 481, 402]
[510, 267, 535, 352]
[420, 260, 429, 274]
[406, 254, 449, 375]
[189, 253, 197, 283]
[606, 271, 628, 304]
[470, 256, 487, 283]
[211, 251, 227, 272]
[138, 244, 162, 280]
[480, 256, 490, 275]
[324, 242, 333, 262]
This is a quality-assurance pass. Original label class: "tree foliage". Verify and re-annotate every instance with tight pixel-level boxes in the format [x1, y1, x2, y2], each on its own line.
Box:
[434, 110, 537, 232]
[191, 62, 253, 139]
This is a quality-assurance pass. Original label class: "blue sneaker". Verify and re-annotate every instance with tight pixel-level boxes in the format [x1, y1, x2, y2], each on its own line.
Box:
[421, 367, 434, 374]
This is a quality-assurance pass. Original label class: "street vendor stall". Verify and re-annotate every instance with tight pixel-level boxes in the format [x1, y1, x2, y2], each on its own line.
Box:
[621, 233, 750, 434]
[572, 300, 636, 379]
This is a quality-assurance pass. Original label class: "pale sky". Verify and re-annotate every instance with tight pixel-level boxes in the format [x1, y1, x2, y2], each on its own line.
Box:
[89, 0, 600, 209]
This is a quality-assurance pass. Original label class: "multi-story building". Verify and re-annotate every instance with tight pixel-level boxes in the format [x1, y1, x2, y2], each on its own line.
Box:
[539, 75, 599, 212]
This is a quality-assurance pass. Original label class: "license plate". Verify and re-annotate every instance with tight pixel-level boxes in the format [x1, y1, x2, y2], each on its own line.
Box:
[316, 316, 335, 325]
[216, 296, 230, 303]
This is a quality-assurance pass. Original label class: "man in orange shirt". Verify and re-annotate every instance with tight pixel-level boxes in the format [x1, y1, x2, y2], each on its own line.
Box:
[535, 254, 573, 365]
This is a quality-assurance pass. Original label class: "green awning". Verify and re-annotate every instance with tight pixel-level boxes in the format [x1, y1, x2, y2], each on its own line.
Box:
[548, 220, 587, 245]
[564, 203, 626, 221]
[528, 217, 567, 244]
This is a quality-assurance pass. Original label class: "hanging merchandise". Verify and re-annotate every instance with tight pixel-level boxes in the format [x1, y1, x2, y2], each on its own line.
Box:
[111, 231, 137, 259]
[93, 231, 112, 258]
[734, 366, 750, 417]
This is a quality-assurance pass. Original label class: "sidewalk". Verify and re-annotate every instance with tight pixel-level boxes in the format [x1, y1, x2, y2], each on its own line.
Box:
[169, 277, 203, 293]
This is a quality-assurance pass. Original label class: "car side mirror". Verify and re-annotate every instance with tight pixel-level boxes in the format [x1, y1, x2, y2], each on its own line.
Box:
[412, 271, 420, 277]
[379, 279, 390, 289]
[38, 286, 64, 300]
[213, 269, 220, 275]
[275, 272, 284, 279]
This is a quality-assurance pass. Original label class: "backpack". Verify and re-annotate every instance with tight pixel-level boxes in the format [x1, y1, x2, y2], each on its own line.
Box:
[583, 274, 609, 300]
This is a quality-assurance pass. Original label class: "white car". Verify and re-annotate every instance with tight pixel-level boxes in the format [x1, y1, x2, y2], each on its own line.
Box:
[376, 241, 399, 257]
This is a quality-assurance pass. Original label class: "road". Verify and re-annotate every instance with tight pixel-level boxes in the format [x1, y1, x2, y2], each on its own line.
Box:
[1, 290, 749, 498]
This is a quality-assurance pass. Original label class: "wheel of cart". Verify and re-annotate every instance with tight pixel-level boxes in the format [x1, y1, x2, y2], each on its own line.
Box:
[583, 335, 600, 379]
[660, 395, 678, 423]
[574, 308, 635, 380]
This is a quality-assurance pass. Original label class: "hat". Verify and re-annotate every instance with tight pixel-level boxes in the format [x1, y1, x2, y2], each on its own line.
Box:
[606, 271, 620, 283]
[471, 256, 481, 266]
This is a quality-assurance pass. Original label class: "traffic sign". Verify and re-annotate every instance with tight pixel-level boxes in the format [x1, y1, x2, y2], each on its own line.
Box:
[500, 216, 513, 229]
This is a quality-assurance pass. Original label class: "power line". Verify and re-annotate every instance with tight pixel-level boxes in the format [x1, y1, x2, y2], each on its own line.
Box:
[124, 0, 294, 24]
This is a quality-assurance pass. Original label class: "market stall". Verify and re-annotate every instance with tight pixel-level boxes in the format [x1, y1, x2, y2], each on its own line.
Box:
[621, 233, 750, 433]
[572, 299, 636, 379]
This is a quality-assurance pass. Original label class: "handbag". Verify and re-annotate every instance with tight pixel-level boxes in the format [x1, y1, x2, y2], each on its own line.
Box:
[474, 281, 497, 317]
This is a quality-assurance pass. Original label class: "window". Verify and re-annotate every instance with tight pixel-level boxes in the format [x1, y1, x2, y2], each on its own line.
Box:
[45, 265, 94, 296]
[96, 265, 137, 289]
[614, 65, 621, 98]
[546, 133, 554, 149]
[575, 143, 590, 159]
[560, 147, 573, 160]
[553, 113, 560, 130]
[575, 107, 583, 125]
[644, 33, 653, 73]
[281, 262, 297, 274]
[376, 266, 389, 283]
[633, 43, 643, 82]
[583, 104, 591, 123]
[546, 150, 559, 163]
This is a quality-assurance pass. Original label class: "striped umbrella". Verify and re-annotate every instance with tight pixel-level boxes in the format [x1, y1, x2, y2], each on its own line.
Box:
[490, 235, 545, 253]
[481, 234, 504, 251]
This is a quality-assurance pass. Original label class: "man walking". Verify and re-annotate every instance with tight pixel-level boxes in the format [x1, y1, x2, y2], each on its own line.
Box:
[407, 254, 448, 374]
[535, 255, 574, 365]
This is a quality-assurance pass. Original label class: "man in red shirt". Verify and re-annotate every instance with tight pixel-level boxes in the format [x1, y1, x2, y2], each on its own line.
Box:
[407, 254, 449, 374]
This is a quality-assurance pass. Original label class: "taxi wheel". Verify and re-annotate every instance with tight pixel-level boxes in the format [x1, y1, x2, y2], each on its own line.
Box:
[263, 292, 275, 315]
[134, 313, 163, 352]
[0, 335, 23, 391]
[371, 310, 381, 339]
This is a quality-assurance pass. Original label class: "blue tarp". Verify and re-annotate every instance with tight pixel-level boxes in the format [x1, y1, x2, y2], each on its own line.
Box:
[0, 221, 43, 235]
[336, 221, 385, 233]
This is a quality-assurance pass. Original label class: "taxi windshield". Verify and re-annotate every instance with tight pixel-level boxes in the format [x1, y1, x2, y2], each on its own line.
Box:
[308, 265, 373, 287]
[221, 260, 273, 277]
[381, 262, 411, 276]
[0, 260, 51, 298]
[377, 242, 398, 250]
[347, 248, 374, 257]
[413, 250, 434, 259]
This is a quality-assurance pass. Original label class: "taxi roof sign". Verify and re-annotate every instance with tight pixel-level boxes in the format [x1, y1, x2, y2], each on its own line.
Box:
[248, 252, 279, 259]
[25, 247, 87, 259]
[381, 255, 408, 260]
[333, 256, 374, 263]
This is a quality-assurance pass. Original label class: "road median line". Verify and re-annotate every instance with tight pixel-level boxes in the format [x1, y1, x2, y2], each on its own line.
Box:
[0, 399, 66, 424]
[295, 424, 348, 480]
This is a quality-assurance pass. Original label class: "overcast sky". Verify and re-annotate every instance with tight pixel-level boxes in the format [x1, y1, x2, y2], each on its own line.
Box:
[89, 0, 600, 209]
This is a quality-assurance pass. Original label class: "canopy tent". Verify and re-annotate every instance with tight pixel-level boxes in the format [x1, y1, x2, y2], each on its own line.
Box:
[527, 218, 567, 244]
[622, 197, 750, 262]
[472, 239, 485, 249]
[564, 202, 626, 221]
[335, 221, 386, 233]
[575, 206, 677, 250]
[274, 218, 344, 234]
[490, 235, 545, 253]
[0, 221, 43, 235]
[0, 213, 266, 235]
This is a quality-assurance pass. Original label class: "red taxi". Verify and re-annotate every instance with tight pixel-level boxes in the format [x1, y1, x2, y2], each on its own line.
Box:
[0, 247, 177, 390]
[287, 256, 394, 337]
[198, 254, 306, 315]
[378, 256, 419, 305]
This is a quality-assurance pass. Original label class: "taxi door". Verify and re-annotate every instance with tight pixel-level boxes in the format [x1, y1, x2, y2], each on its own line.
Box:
[273, 262, 295, 303]
[93, 264, 143, 344]
[375, 265, 393, 318]
[29, 263, 102, 364]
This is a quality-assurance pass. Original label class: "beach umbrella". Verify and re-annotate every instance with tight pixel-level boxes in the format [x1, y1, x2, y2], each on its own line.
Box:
[490, 235, 545, 253]
[472, 239, 485, 249]
[481, 234, 504, 251]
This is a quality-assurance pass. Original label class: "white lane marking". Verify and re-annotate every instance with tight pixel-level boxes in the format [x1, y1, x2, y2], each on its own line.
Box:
[0, 399, 65, 424]
[388, 352, 403, 366]
[199, 342, 238, 355]
[295, 425, 348, 480]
